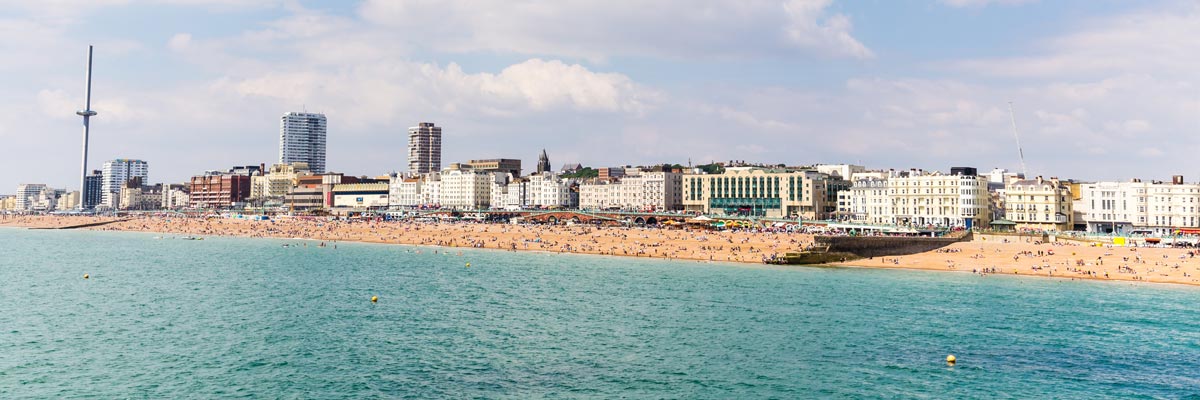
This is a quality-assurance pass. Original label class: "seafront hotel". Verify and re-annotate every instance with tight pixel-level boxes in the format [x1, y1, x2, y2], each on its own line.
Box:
[682, 167, 849, 219]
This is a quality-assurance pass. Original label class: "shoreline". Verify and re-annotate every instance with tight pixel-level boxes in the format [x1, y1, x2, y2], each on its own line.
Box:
[0, 215, 798, 265]
[4, 215, 1200, 288]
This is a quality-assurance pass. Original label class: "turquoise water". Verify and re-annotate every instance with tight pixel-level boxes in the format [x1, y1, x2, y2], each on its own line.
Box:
[2, 228, 1199, 398]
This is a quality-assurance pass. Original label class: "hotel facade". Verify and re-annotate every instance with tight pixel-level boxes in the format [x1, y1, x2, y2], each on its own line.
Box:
[886, 168, 991, 229]
[579, 170, 682, 211]
[1074, 176, 1200, 235]
[681, 167, 849, 219]
[1003, 177, 1073, 231]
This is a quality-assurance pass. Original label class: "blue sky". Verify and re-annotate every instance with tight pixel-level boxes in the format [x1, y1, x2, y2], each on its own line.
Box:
[1, 0, 1197, 191]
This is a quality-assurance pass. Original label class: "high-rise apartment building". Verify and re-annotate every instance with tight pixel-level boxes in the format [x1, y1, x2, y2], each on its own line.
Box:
[15, 184, 47, 211]
[101, 159, 148, 207]
[280, 112, 327, 174]
[83, 170, 102, 209]
[408, 122, 442, 175]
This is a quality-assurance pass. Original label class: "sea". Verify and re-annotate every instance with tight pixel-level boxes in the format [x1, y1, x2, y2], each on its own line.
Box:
[1, 227, 1199, 398]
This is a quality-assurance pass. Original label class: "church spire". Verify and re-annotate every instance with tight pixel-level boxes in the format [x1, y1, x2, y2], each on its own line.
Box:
[537, 149, 551, 174]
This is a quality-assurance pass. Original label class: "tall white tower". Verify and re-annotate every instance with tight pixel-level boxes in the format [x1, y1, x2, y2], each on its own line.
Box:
[280, 112, 328, 173]
[407, 122, 442, 175]
[76, 45, 98, 209]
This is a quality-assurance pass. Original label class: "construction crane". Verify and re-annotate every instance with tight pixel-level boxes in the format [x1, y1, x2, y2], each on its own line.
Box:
[1008, 101, 1027, 178]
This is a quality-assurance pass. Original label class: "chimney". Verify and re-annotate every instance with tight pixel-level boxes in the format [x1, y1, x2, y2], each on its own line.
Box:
[1173, 175, 1184, 185]
[1036, 176, 1043, 185]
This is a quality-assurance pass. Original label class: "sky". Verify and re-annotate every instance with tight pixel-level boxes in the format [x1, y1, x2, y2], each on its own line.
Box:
[1, 0, 1198, 192]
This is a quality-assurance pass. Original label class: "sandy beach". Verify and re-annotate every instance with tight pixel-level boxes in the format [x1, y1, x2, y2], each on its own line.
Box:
[831, 233, 1200, 287]
[6, 215, 1200, 287]
[0, 215, 809, 264]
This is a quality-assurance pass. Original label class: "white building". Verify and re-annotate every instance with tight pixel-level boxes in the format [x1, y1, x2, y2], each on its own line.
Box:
[332, 183, 390, 209]
[439, 169, 491, 209]
[408, 122, 442, 175]
[280, 112, 327, 173]
[887, 168, 991, 228]
[579, 170, 681, 211]
[33, 187, 64, 211]
[526, 172, 576, 208]
[836, 178, 892, 225]
[1075, 177, 1200, 235]
[161, 185, 190, 209]
[579, 181, 618, 210]
[389, 175, 424, 209]
[420, 176, 442, 207]
[815, 164, 865, 179]
[489, 173, 526, 210]
[101, 159, 149, 207]
[1004, 177, 1073, 231]
[619, 171, 680, 211]
[15, 184, 47, 211]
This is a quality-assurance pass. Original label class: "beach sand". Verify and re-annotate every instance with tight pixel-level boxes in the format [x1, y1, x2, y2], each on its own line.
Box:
[1, 215, 807, 264]
[832, 233, 1200, 286]
[6, 215, 1200, 287]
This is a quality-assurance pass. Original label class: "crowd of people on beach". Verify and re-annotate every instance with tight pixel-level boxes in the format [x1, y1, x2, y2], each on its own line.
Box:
[8, 215, 1200, 286]
[25, 214, 809, 264]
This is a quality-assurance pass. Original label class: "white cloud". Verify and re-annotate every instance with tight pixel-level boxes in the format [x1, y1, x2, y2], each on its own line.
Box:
[356, 0, 872, 61]
[212, 58, 657, 126]
[5, 0, 1200, 190]
[954, 5, 1200, 78]
[167, 33, 191, 51]
[782, 0, 873, 58]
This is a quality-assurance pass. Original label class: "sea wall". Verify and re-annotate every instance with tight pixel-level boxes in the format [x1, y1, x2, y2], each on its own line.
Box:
[815, 233, 970, 258]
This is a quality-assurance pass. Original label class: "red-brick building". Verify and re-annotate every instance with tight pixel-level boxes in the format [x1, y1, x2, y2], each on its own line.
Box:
[189, 174, 252, 208]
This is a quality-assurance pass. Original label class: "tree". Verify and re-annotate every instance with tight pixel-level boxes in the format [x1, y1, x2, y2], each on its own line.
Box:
[561, 167, 599, 179]
[696, 163, 725, 174]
